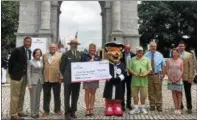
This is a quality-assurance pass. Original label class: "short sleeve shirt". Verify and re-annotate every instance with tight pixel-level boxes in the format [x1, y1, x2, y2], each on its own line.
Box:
[129, 56, 152, 87]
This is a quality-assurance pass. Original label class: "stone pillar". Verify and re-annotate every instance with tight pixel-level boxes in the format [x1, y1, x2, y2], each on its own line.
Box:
[105, 2, 112, 43]
[51, 1, 60, 43]
[121, 1, 140, 53]
[15, 0, 38, 47]
[40, 1, 51, 30]
[38, 1, 52, 46]
[112, 1, 121, 31]
[111, 1, 123, 44]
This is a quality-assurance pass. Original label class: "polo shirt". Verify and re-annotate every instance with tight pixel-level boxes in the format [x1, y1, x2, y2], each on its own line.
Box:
[129, 56, 152, 87]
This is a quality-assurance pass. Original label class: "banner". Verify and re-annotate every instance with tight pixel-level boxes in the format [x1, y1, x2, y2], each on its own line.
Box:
[71, 60, 112, 83]
[31, 38, 47, 54]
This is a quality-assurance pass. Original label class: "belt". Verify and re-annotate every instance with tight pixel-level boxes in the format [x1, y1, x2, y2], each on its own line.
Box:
[149, 73, 159, 75]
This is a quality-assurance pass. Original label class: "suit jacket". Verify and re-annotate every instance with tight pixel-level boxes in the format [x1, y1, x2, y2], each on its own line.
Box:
[182, 51, 194, 80]
[27, 59, 44, 85]
[43, 52, 63, 82]
[121, 51, 136, 65]
[1, 56, 8, 69]
[120, 51, 135, 77]
[60, 50, 83, 84]
[8, 46, 31, 80]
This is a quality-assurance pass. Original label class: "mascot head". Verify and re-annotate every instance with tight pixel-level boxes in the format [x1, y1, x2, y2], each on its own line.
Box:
[104, 42, 124, 64]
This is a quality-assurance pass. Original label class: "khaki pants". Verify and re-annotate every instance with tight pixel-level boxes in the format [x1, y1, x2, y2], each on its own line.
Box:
[148, 75, 162, 107]
[131, 86, 148, 99]
[10, 77, 27, 116]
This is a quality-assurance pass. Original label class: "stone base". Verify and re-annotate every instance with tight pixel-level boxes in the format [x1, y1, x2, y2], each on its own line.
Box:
[123, 34, 141, 53]
[15, 31, 53, 47]
[38, 29, 52, 34]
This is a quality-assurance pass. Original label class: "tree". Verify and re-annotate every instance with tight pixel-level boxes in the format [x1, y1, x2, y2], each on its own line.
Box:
[1, 1, 19, 52]
[138, 1, 197, 57]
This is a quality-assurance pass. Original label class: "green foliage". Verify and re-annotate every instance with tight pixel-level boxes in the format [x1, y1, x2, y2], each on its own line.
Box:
[138, 1, 197, 57]
[1, 1, 19, 51]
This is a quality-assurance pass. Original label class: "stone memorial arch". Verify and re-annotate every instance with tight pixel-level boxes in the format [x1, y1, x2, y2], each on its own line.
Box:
[15, 1, 140, 52]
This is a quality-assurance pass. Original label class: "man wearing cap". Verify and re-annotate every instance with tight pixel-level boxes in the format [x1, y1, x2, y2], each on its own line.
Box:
[128, 46, 152, 114]
[60, 39, 83, 119]
[144, 41, 166, 112]
[120, 44, 135, 110]
[128, 46, 151, 114]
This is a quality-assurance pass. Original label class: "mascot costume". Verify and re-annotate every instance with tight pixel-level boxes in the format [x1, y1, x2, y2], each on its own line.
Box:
[103, 42, 126, 116]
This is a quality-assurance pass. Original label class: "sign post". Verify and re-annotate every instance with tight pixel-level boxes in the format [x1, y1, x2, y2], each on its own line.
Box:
[31, 38, 47, 59]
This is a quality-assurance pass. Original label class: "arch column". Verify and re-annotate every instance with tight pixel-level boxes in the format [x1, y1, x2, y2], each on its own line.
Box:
[112, 1, 121, 31]
[111, 1, 124, 43]
[38, 1, 52, 45]
[39, 1, 51, 30]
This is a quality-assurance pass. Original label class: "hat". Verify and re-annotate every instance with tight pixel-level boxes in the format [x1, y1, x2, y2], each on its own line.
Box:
[104, 42, 124, 52]
[67, 39, 80, 45]
[136, 46, 143, 51]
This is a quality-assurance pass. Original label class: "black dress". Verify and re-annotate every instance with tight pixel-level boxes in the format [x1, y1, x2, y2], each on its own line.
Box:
[103, 62, 126, 100]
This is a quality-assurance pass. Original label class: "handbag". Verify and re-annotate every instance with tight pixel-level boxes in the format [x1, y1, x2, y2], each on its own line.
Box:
[193, 75, 197, 84]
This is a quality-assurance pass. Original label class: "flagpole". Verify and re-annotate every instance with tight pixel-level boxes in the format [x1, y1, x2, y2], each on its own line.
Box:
[75, 30, 78, 39]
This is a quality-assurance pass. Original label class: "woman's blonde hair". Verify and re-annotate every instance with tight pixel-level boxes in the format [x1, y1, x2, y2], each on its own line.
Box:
[171, 48, 180, 58]
[89, 43, 96, 49]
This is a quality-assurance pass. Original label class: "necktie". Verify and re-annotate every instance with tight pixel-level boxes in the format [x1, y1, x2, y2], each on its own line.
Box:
[151, 52, 155, 73]
[25, 49, 29, 85]
[181, 52, 184, 60]
[26, 49, 29, 61]
[73, 51, 76, 60]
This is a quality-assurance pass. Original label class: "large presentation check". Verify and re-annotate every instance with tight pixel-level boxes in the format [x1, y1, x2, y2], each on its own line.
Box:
[71, 60, 112, 83]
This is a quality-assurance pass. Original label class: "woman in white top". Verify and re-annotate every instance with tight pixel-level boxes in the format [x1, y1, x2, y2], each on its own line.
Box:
[27, 48, 44, 118]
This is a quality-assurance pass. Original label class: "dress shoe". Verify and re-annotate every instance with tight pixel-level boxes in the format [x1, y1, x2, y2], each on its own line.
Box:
[150, 106, 155, 111]
[157, 106, 162, 112]
[126, 105, 133, 110]
[187, 109, 192, 114]
[71, 113, 77, 118]
[31, 114, 39, 119]
[18, 113, 28, 117]
[65, 113, 73, 120]
[11, 115, 24, 120]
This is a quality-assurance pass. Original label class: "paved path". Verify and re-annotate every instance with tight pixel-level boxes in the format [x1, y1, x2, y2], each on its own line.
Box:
[1, 80, 197, 119]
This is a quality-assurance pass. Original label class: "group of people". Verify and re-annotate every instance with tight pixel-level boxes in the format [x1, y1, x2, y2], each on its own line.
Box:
[8, 36, 196, 120]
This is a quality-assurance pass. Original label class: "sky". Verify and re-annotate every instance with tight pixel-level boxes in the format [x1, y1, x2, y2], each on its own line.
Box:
[59, 1, 102, 50]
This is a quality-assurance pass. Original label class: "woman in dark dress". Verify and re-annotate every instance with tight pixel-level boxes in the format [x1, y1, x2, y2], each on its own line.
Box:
[83, 43, 101, 116]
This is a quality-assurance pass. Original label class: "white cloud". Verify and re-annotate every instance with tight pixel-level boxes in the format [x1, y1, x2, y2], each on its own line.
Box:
[59, 1, 102, 50]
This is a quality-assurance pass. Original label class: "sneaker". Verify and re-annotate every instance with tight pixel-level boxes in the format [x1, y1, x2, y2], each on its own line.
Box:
[129, 108, 140, 114]
[141, 107, 148, 114]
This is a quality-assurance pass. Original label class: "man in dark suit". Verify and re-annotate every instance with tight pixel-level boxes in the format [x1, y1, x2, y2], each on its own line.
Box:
[120, 44, 136, 111]
[8, 37, 32, 120]
[60, 39, 83, 119]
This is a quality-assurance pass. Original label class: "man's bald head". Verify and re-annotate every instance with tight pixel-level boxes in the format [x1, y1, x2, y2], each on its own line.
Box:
[49, 43, 57, 54]
[124, 44, 131, 53]
[149, 41, 157, 52]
